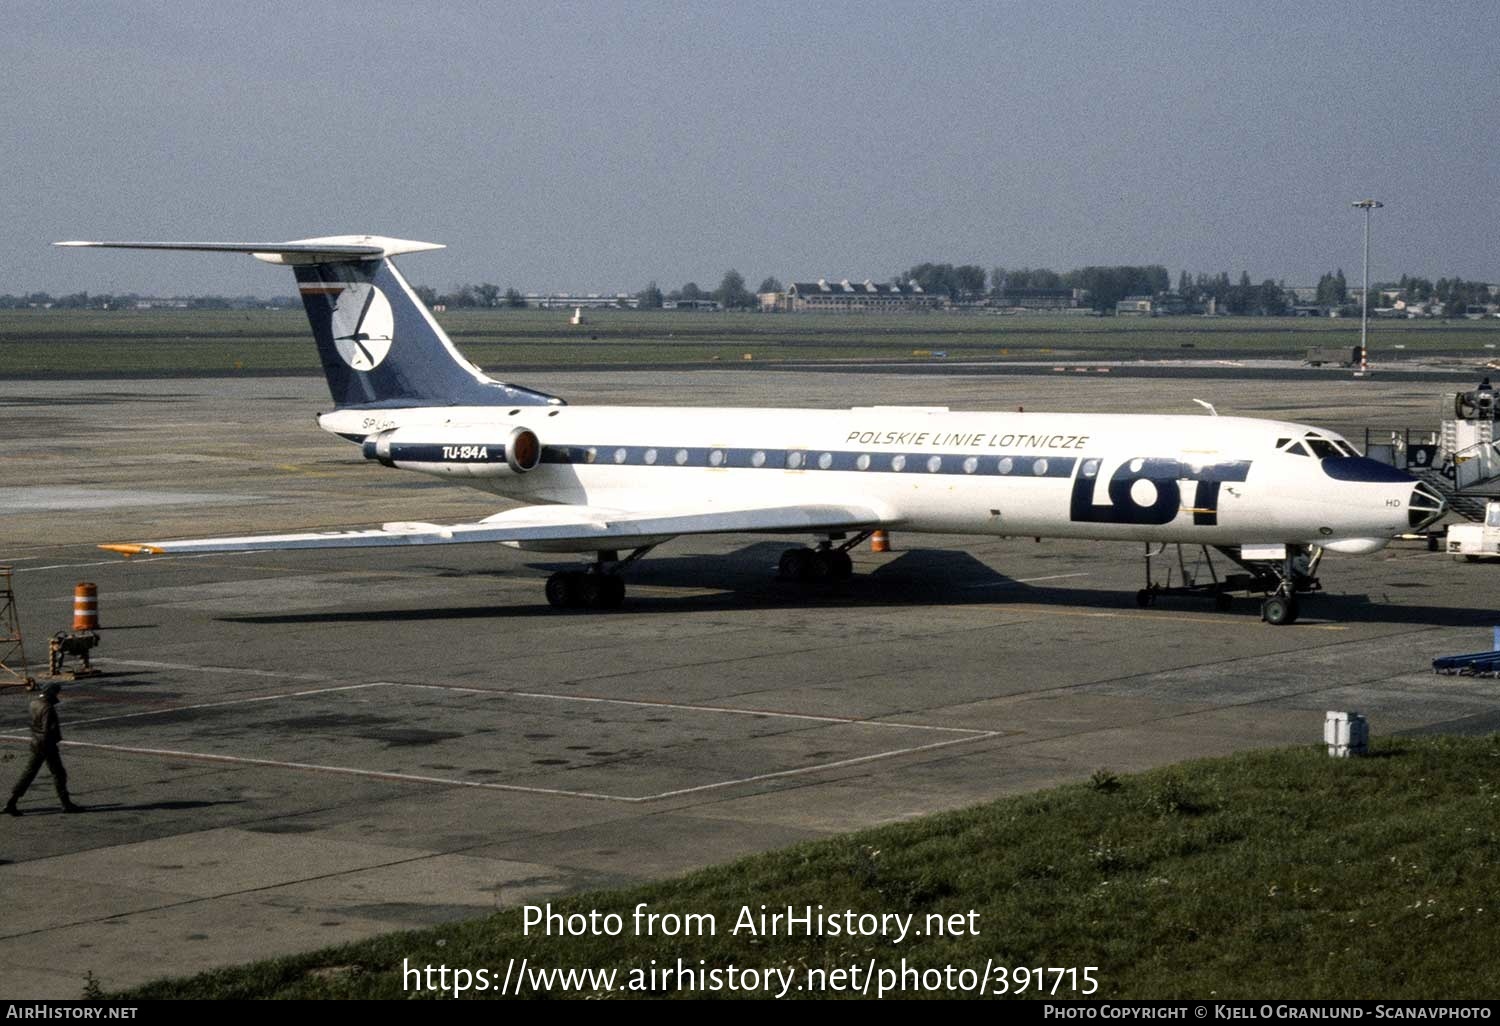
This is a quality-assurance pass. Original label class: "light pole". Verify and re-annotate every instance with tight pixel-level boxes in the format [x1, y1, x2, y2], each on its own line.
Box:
[1352, 199, 1383, 375]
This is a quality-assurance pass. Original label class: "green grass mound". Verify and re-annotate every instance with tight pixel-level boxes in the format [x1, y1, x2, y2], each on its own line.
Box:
[115, 735, 1500, 999]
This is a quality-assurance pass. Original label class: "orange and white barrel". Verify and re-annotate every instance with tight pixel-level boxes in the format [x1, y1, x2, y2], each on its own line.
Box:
[870, 530, 891, 553]
[73, 583, 98, 630]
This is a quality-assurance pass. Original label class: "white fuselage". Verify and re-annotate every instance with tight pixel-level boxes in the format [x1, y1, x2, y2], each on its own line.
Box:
[321, 404, 1424, 552]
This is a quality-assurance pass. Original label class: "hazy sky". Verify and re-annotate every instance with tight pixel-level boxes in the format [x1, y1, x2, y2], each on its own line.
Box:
[4, 1, 1495, 296]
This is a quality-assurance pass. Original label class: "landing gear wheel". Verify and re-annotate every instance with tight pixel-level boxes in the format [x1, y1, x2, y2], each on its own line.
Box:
[548, 571, 627, 610]
[545, 571, 581, 610]
[1261, 594, 1299, 626]
[820, 549, 854, 580]
[779, 548, 815, 581]
[1214, 591, 1234, 612]
[1136, 588, 1155, 608]
[577, 573, 606, 609]
[599, 575, 626, 609]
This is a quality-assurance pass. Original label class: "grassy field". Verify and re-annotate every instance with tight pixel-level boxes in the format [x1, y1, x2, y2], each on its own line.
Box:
[114, 735, 1500, 1000]
[4, 307, 1499, 376]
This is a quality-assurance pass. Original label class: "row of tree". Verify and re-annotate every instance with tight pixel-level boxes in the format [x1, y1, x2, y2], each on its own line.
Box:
[4, 270, 1494, 314]
[0, 291, 298, 310]
[1392, 274, 1493, 308]
[409, 284, 527, 309]
[388, 270, 1493, 315]
[913, 263, 1280, 314]
[633, 271, 781, 310]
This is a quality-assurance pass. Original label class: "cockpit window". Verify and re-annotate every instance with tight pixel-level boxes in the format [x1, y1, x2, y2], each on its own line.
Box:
[1305, 437, 1342, 459]
[1282, 441, 1311, 457]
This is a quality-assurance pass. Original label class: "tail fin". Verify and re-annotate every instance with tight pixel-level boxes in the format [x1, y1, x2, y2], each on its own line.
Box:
[55, 236, 561, 409]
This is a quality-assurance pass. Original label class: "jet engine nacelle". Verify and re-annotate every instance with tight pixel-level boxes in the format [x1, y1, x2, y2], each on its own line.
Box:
[363, 425, 542, 477]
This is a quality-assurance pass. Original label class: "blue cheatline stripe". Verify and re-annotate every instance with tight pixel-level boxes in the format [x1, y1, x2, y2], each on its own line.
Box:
[381, 441, 1081, 475]
[547, 445, 1077, 477]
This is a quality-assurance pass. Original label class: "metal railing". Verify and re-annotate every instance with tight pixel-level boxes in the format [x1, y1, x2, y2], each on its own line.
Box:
[1362, 427, 1441, 472]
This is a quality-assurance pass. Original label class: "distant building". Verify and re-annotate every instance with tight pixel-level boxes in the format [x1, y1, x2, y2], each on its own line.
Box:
[1153, 293, 1189, 316]
[990, 287, 1085, 311]
[1115, 295, 1155, 316]
[786, 278, 944, 313]
[662, 298, 721, 311]
[523, 293, 637, 310]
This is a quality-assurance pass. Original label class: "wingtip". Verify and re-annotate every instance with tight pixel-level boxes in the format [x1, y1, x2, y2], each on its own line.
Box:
[98, 543, 163, 558]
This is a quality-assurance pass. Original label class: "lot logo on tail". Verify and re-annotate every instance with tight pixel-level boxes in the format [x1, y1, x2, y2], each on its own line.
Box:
[330, 284, 395, 370]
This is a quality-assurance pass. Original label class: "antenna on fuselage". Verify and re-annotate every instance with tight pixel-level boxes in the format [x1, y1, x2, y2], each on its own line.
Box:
[1192, 399, 1219, 417]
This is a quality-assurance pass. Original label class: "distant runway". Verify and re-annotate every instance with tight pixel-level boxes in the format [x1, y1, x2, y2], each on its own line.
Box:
[4, 356, 1491, 385]
[765, 358, 1488, 383]
[1, 368, 1493, 996]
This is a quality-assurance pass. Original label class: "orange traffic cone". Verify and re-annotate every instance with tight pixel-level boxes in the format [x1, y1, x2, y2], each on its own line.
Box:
[73, 583, 98, 630]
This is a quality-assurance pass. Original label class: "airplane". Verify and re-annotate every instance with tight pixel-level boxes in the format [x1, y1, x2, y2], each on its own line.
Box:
[60, 235, 1447, 626]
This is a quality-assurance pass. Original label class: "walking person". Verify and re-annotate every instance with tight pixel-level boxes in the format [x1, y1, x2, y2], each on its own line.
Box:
[6, 683, 81, 815]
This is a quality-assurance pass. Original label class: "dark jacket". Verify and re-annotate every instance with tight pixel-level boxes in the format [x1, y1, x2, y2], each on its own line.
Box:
[28, 695, 61, 750]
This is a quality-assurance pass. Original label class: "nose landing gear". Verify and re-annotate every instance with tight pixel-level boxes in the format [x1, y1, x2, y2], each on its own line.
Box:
[1257, 546, 1322, 626]
[1260, 591, 1298, 626]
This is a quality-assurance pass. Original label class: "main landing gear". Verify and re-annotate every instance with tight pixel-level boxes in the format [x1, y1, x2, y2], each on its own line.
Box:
[544, 546, 654, 611]
[777, 532, 871, 583]
[541, 532, 873, 611]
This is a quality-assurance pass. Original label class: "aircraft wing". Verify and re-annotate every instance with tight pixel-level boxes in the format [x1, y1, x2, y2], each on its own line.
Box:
[98, 501, 897, 556]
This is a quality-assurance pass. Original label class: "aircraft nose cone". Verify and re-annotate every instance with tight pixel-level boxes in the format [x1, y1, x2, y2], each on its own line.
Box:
[1407, 481, 1446, 531]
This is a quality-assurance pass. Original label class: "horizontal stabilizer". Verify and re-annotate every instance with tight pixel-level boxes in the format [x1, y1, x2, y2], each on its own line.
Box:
[55, 235, 443, 265]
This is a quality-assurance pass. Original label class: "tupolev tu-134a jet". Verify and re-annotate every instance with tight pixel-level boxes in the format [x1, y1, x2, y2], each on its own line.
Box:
[61, 236, 1446, 626]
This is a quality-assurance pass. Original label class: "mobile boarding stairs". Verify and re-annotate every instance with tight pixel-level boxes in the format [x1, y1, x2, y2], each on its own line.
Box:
[1364, 386, 1500, 529]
